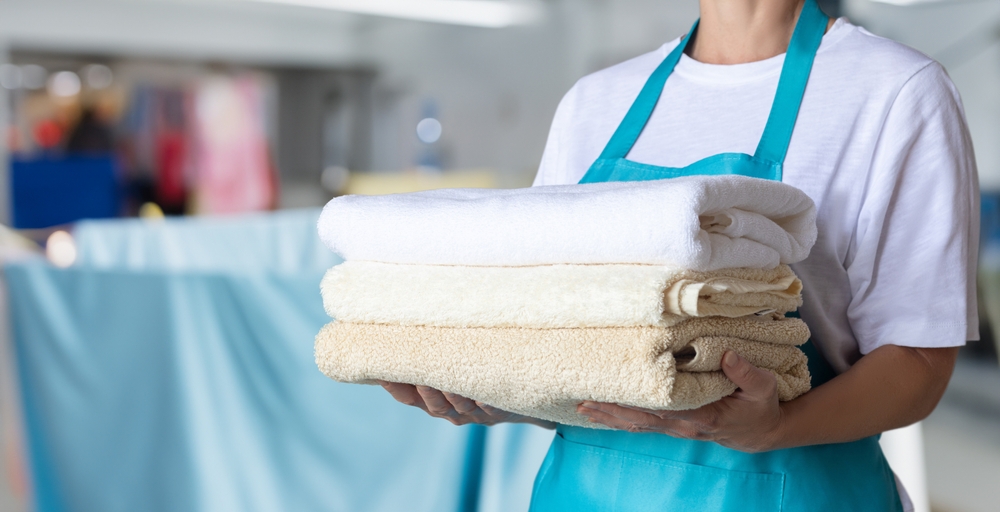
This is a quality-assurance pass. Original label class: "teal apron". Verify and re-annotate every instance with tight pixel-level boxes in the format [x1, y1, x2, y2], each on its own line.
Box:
[529, 1, 904, 510]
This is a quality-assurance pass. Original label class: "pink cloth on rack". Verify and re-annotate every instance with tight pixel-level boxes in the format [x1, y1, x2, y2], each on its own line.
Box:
[192, 75, 274, 214]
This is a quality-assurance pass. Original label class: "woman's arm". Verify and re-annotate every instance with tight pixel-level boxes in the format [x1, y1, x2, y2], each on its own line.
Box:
[773, 344, 957, 448]
[578, 345, 958, 452]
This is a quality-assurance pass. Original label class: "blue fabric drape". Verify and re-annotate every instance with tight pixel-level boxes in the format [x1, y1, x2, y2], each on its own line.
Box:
[4, 210, 491, 512]
[71, 209, 337, 274]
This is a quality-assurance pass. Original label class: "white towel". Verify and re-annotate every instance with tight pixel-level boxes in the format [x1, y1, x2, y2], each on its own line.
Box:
[321, 262, 803, 328]
[318, 175, 817, 271]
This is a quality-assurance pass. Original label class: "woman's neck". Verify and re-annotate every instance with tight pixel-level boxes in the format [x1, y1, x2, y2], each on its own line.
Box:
[688, 0, 806, 65]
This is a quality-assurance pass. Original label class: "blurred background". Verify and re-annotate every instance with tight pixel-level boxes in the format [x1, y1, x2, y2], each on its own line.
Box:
[1, 0, 999, 511]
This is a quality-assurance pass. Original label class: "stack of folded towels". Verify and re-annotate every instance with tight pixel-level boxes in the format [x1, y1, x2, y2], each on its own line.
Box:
[315, 175, 818, 428]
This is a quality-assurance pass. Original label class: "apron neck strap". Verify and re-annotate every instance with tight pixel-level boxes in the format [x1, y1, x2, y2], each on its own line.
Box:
[753, 0, 828, 163]
[595, 19, 698, 162]
[596, 0, 828, 165]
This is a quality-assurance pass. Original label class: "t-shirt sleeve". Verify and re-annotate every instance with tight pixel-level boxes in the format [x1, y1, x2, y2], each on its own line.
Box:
[847, 62, 980, 354]
[533, 85, 580, 187]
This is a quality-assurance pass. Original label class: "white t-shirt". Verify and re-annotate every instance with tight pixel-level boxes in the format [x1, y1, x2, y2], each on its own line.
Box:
[534, 18, 980, 374]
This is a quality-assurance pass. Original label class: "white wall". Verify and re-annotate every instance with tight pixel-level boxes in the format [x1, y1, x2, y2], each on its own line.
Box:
[0, 0, 360, 67]
[5, 0, 994, 187]
[0, 0, 703, 185]
[362, 0, 1000, 185]
[359, 0, 700, 178]
[845, 0, 1000, 191]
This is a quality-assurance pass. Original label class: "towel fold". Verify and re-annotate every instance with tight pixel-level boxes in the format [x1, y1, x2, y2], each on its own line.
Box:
[321, 262, 803, 328]
[314, 314, 811, 428]
[318, 175, 817, 271]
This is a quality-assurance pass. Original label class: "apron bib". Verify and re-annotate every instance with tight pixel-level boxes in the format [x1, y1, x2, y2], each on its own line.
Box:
[529, 2, 904, 510]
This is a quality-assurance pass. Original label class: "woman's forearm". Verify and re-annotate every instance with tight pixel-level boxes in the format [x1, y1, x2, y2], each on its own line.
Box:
[771, 344, 958, 449]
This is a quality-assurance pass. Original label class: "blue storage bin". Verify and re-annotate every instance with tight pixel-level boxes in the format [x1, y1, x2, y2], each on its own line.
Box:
[11, 154, 120, 229]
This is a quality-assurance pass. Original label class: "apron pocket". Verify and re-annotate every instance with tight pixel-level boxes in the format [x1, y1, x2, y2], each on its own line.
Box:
[531, 434, 785, 512]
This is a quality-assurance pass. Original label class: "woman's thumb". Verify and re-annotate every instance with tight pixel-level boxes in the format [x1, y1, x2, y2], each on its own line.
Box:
[721, 351, 775, 398]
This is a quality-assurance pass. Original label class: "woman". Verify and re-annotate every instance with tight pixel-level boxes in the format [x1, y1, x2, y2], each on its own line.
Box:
[381, 0, 978, 509]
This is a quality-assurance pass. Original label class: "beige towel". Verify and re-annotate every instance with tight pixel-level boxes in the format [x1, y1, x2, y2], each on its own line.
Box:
[315, 314, 811, 428]
[321, 262, 802, 328]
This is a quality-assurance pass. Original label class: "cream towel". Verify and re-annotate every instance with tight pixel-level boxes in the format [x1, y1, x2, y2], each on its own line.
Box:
[314, 314, 811, 428]
[318, 175, 817, 271]
[321, 262, 803, 328]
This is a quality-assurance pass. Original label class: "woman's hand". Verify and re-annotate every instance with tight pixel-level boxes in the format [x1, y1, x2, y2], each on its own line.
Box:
[379, 381, 556, 429]
[582, 344, 959, 452]
[577, 351, 783, 453]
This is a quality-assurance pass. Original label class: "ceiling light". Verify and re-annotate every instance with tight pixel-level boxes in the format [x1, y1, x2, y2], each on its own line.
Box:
[0, 64, 22, 90]
[46, 230, 77, 268]
[244, 0, 543, 28]
[22, 65, 47, 90]
[48, 71, 81, 97]
[416, 118, 442, 143]
[83, 64, 114, 90]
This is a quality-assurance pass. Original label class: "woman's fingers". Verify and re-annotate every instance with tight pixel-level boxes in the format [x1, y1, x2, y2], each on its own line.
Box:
[578, 402, 708, 440]
[580, 402, 656, 426]
[378, 383, 524, 426]
[577, 404, 653, 433]
[616, 404, 704, 422]
[443, 392, 480, 415]
[476, 401, 507, 418]
[378, 381, 428, 411]
[417, 386, 459, 417]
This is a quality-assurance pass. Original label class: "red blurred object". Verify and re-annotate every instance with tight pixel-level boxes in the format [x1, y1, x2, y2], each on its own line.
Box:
[33, 119, 63, 149]
[155, 131, 187, 214]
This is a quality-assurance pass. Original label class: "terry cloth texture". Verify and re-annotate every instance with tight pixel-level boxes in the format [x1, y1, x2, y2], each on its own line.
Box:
[314, 314, 811, 428]
[321, 262, 803, 328]
[317, 175, 817, 271]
